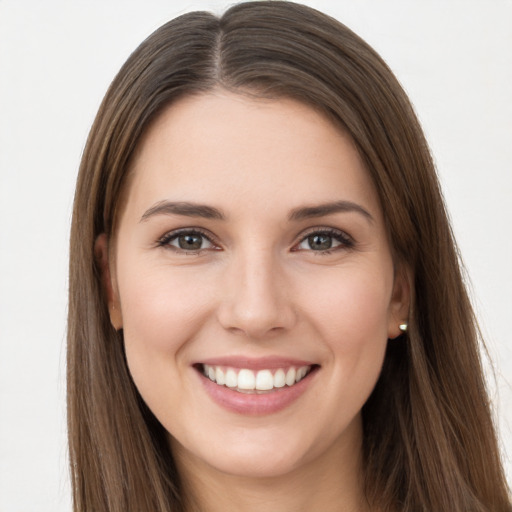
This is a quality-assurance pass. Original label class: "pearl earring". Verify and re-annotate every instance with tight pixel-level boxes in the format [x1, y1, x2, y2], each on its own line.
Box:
[399, 322, 408, 333]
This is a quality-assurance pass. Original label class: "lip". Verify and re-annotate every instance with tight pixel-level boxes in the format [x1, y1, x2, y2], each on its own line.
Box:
[194, 358, 319, 415]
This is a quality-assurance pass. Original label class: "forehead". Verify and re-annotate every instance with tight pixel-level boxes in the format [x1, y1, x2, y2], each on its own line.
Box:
[123, 91, 381, 222]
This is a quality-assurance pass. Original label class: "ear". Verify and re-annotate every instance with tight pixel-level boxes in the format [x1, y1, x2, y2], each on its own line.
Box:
[94, 233, 123, 330]
[387, 264, 411, 339]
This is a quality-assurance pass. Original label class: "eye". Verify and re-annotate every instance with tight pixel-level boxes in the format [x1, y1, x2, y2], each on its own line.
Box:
[158, 229, 217, 253]
[294, 228, 354, 253]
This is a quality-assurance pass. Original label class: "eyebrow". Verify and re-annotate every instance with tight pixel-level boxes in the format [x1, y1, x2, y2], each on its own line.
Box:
[140, 201, 226, 222]
[139, 199, 374, 224]
[288, 200, 374, 223]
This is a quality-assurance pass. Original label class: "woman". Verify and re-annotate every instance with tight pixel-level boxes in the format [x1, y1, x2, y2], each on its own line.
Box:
[67, 1, 511, 510]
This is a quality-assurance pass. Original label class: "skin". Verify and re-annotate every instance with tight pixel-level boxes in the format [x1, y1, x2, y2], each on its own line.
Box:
[97, 91, 409, 512]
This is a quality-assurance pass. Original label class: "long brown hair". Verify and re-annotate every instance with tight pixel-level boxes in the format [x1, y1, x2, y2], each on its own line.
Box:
[68, 2, 511, 510]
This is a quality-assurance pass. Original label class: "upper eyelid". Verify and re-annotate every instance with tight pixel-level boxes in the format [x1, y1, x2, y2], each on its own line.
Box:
[295, 226, 353, 242]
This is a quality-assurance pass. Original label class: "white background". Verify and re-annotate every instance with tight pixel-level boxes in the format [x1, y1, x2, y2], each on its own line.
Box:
[0, 1, 510, 510]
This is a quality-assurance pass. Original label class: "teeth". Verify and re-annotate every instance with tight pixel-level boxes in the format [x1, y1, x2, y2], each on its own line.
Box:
[225, 368, 237, 388]
[255, 370, 273, 390]
[202, 364, 311, 392]
[215, 367, 225, 386]
[285, 368, 296, 386]
[274, 369, 286, 388]
[296, 366, 307, 382]
[238, 369, 256, 390]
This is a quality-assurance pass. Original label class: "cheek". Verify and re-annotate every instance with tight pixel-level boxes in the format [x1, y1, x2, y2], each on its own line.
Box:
[116, 259, 218, 385]
[299, 264, 392, 407]
[302, 265, 393, 349]
[299, 267, 392, 428]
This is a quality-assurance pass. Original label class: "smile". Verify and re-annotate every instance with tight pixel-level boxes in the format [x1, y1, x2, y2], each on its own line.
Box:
[201, 364, 312, 393]
[195, 357, 318, 415]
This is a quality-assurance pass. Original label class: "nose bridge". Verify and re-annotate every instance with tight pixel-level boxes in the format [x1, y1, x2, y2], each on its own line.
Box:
[218, 244, 295, 338]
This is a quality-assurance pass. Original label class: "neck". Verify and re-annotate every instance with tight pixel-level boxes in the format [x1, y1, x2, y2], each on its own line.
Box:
[173, 417, 370, 512]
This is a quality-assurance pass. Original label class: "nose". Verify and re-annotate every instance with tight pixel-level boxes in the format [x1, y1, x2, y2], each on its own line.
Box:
[216, 248, 297, 339]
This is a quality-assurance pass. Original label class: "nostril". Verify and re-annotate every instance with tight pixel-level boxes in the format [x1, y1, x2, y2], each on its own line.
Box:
[217, 304, 296, 339]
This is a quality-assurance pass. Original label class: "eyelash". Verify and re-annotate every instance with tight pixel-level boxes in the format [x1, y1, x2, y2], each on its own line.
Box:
[293, 227, 355, 255]
[157, 228, 219, 255]
[156, 227, 355, 255]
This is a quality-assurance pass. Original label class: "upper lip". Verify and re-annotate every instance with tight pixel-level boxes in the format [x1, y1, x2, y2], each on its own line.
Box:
[195, 356, 317, 370]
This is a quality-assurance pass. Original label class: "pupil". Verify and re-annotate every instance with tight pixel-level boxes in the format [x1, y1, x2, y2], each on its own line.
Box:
[179, 234, 202, 250]
[309, 234, 332, 250]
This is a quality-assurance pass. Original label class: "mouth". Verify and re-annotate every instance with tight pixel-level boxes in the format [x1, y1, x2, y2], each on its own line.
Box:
[193, 356, 319, 414]
[197, 363, 316, 394]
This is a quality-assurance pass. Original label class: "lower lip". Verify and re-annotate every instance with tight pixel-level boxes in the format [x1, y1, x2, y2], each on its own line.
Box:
[197, 368, 317, 415]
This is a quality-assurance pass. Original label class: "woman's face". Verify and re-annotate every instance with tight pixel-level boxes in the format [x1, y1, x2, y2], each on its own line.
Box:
[103, 92, 408, 480]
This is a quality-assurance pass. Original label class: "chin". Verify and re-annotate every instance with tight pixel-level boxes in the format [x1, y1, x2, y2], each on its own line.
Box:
[169, 420, 354, 481]
[204, 444, 310, 479]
